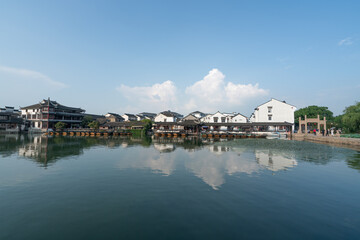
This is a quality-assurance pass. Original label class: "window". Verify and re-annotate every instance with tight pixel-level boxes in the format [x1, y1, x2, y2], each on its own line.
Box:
[213, 117, 218, 123]
[164, 118, 167, 122]
[221, 117, 226, 123]
[268, 115, 272, 121]
[268, 106, 272, 113]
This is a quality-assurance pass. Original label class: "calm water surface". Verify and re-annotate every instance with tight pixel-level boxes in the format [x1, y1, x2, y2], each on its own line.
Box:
[1, 135, 360, 240]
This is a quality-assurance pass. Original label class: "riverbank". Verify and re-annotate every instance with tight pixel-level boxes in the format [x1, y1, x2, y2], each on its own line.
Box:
[292, 134, 360, 151]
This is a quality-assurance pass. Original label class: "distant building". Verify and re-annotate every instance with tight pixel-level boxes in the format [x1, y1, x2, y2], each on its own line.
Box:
[250, 98, 296, 131]
[230, 113, 248, 123]
[121, 113, 137, 122]
[154, 110, 183, 122]
[189, 111, 206, 119]
[105, 113, 124, 122]
[201, 111, 233, 123]
[20, 98, 85, 131]
[137, 112, 157, 121]
[0, 106, 24, 132]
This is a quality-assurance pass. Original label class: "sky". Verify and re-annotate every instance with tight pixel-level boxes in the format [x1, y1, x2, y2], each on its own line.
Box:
[0, 0, 359, 116]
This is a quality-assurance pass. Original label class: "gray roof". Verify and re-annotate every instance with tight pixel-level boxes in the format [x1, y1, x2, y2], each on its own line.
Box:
[123, 113, 137, 118]
[160, 110, 183, 118]
[21, 99, 85, 112]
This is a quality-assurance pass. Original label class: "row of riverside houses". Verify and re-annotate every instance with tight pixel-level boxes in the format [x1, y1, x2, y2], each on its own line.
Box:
[1, 98, 296, 133]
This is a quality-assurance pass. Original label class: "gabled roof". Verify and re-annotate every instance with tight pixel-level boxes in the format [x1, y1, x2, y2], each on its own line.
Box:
[106, 112, 123, 119]
[254, 98, 296, 110]
[123, 113, 137, 118]
[231, 113, 248, 119]
[181, 114, 200, 122]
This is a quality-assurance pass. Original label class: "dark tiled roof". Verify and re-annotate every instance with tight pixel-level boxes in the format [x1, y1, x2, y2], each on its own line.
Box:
[106, 113, 124, 119]
[160, 110, 183, 118]
[21, 99, 85, 112]
[104, 121, 146, 127]
[138, 112, 157, 117]
[123, 113, 137, 118]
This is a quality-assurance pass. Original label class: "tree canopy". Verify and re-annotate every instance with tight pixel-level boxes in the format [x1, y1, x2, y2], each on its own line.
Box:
[81, 116, 93, 128]
[141, 119, 153, 132]
[342, 102, 360, 133]
[55, 121, 66, 130]
[294, 105, 334, 124]
[88, 121, 100, 130]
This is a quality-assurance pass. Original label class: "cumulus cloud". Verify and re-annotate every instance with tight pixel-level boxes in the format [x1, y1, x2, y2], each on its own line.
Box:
[185, 69, 268, 112]
[116, 80, 178, 112]
[338, 37, 353, 46]
[117, 68, 268, 114]
[0, 65, 67, 88]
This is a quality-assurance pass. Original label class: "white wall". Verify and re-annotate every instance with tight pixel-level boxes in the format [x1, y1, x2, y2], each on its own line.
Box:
[154, 114, 175, 122]
[230, 114, 247, 123]
[201, 112, 232, 123]
[251, 99, 296, 124]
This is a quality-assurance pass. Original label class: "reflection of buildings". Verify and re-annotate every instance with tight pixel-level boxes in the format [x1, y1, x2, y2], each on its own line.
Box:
[18, 136, 84, 166]
[208, 145, 230, 155]
[255, 150, 297, 172]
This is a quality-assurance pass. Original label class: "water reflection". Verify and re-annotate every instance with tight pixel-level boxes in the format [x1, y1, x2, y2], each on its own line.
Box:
[0, 135, 358, 189]
[255, 150, 297, 172]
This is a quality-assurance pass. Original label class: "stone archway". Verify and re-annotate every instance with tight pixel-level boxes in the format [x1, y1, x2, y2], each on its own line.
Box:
[298, 115, 326, 134]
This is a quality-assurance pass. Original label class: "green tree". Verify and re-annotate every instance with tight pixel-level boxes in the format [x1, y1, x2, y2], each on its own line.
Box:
[141, 119, 153, 132]
[88, 121, 100, 130]
[81, 116, 93, 128]
[55, 121, 66, 130]
[294, 106, 334, 124]
[342, 102, 360, 133]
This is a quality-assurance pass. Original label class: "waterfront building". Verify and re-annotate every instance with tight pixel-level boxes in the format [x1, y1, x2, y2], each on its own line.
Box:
[105, 113, 124, 122]
[121, 113, 137, 122]
[189, 111, 206, 119]
[201, 111, 233, 123]
[20, 98, 85, 131]
[154, 110, 183, 123]
[0, 106, 24, 133]
[137, 112, 157, 121]
[250, 98, 296, 131]
[230, 113, 248, 123]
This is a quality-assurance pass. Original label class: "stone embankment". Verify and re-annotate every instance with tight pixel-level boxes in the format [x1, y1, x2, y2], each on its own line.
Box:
[292, 134, 360, 150]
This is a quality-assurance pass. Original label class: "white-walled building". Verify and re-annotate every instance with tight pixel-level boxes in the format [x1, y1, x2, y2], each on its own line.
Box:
[230, 113, 248, 123]
[250, 98, 296, 131]
[190, 111, 206, 119]
[154, 111, 183, 123]
[201, 112, 247, 123]
[201, 112, 232, 123]
[121, 113, 137, 122]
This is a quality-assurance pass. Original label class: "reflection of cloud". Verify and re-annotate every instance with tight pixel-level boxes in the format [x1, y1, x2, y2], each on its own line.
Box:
[117, 149, 176, 176]
[255, 150, 297, 172]
[185, 147, 260, 190]
[153, 143, 175, 153]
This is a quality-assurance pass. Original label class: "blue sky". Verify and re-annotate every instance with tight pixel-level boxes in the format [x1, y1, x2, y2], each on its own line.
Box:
[0, 0, 359, 116]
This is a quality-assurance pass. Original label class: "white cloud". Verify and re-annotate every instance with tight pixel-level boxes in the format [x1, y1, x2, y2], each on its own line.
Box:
[116, 80, 178, 112]
[185, 69, 268, 112]
[0, 65, 67, 88]
[116, 68, 268, 114]
[338, 37, 353, 46]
